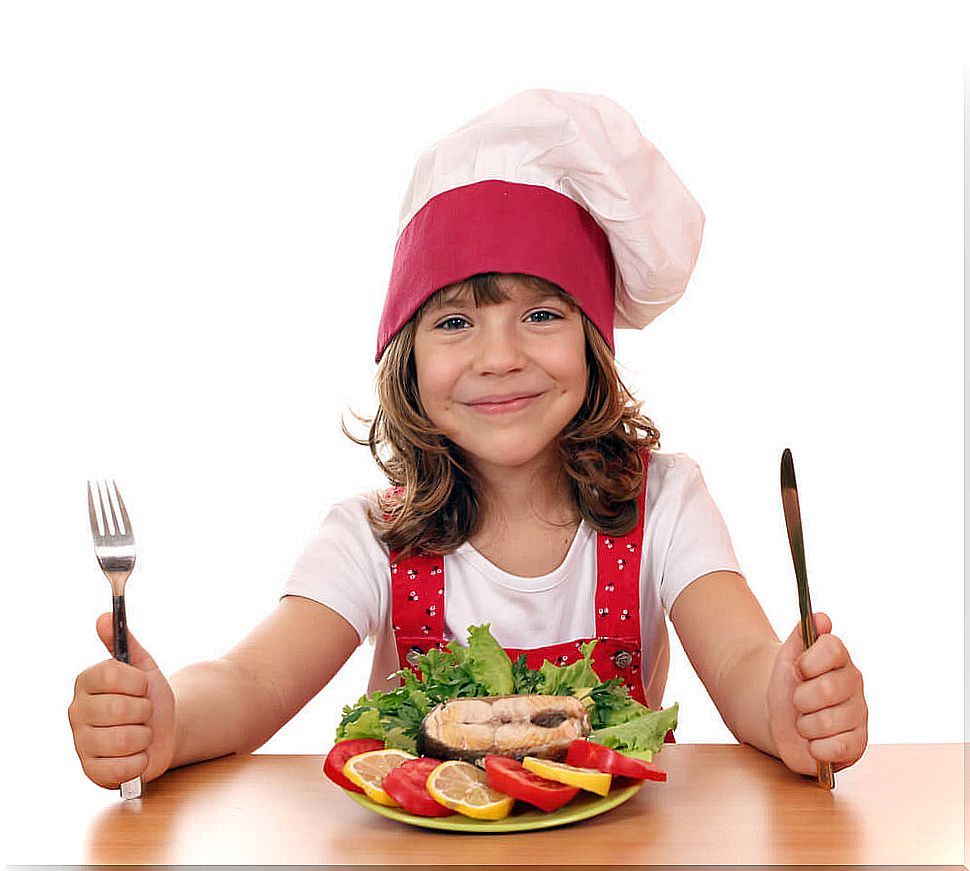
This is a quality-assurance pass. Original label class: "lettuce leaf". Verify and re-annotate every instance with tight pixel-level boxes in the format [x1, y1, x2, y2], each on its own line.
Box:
[334, 671, 431, 753]
[536, 640, 600, 695]
[584, 679, 656, 729]
[590, 703, 679, 757]
[465, 624, 514, 695]
[333, 624, 678, 755]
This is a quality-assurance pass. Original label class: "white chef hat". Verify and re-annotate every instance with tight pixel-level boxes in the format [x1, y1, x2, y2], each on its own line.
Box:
[376, 89, 704, 360]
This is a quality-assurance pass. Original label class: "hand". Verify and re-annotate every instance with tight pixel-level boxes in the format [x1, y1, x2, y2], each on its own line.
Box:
[766, 612, 868, 776]
[68, 613, 177, 789]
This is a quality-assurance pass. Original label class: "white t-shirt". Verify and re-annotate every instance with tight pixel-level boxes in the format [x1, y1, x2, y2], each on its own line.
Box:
[283, 451, 742, 709]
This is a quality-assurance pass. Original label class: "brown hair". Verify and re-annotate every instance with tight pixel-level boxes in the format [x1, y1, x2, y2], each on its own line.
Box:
[343, 273, 661, 557]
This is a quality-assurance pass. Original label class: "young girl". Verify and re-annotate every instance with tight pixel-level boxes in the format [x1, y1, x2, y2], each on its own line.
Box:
[68, 90, 867, 789]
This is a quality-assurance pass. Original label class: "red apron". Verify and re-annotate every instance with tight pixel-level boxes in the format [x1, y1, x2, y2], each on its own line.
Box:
[388, 449, 673, 741]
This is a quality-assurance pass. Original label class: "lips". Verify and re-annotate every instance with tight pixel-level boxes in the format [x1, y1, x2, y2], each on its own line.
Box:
[468, 393, 541, 405]
[465, 393, 543, 415]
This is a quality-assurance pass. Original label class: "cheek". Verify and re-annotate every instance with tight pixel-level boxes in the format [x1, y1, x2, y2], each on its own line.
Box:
[552, 337, 589, 395]
[414, 348, 455, 414]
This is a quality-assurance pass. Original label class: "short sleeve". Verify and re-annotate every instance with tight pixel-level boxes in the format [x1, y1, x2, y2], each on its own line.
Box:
[281, 492, 391, 644]
[644, 453, 744, 614]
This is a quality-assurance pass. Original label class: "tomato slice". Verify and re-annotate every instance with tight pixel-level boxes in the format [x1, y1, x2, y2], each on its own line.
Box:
[383, 758, 456, 817]
[565, 739, 667, 782]
[484, 755, 580, 813]
[323, 739, 385, 792]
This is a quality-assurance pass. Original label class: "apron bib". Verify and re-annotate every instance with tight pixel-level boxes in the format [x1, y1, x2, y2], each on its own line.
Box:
[387, 449, 673, 741]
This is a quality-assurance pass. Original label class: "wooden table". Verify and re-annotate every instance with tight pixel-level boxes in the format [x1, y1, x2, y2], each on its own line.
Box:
[62, 744, 969, 865]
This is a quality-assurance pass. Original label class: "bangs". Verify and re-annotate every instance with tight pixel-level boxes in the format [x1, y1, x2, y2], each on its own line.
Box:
[418, 273, 577, 318]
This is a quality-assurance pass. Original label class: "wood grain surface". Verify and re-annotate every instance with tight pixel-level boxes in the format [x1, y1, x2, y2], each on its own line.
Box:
[61, 743, 965, 865]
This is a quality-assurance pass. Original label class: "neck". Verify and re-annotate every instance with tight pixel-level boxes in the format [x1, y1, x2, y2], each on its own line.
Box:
[465, 446, 578, 531]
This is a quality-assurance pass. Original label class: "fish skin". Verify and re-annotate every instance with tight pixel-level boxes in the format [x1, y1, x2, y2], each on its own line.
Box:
[417, 694, 591, 764]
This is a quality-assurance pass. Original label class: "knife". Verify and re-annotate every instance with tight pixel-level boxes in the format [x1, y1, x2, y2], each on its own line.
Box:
[780, 448, 835, 791]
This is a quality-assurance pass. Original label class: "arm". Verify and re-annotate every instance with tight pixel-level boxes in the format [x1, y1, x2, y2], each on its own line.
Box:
[70, 595, 360, 788]
[169, 595, 359, 769]
[668, 570, 781, 756]
[669, 570, 868, 774]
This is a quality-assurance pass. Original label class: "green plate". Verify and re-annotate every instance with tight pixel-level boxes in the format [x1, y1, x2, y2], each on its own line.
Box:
[343, 781, 642, 833]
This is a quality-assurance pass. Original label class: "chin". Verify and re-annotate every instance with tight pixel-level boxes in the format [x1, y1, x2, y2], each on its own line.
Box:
[461, 438, 559, 471]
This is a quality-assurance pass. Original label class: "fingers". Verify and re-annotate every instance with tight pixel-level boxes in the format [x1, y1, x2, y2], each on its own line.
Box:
[71, 617, 173, 790]
[806, 727, 868, 768]
[780, 612, 836, 672]
[70, 656, 155, 788]
[83, 693, 153, 727]
[772, 612, 869, 775]
[75, 658, 149, 698]
[797, 630, 850, 680]
[69, 662, 149, 740]
[81, 752, 150, 789]
[788, 618, 868, 770]
[79, 723, 153, 758]
[795, 694, 867, 740]
[70, 696, 154, 789]
[812, 611, 833, 636]
[69, 707, 154, 788]
[792, 659, 863, 713]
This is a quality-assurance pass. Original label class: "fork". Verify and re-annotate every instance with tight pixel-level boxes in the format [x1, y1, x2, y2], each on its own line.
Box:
[86, 479, 142, 800]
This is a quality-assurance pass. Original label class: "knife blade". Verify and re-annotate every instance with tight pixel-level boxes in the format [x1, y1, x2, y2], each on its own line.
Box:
[780, 447, 835, 791]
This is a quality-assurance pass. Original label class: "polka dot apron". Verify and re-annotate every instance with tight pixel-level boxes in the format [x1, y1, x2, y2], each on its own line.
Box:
[388, 449, 673, 741]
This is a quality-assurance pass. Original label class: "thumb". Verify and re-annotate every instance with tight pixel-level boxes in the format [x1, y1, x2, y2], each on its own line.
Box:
[95, 612, 160, 672]
[779, 617, 806, 662]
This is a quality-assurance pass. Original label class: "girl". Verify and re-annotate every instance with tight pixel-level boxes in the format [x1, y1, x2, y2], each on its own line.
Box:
[68, 90, 867, 789]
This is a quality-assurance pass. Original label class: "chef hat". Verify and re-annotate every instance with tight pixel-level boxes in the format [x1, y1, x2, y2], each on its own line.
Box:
[375, 89, 705, 361]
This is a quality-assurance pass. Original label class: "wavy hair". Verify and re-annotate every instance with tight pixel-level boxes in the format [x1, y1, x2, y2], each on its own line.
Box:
[342, 273, 661, 558]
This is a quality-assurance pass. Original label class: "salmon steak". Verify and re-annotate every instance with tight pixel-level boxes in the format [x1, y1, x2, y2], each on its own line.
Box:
[417, 694, 591, 764]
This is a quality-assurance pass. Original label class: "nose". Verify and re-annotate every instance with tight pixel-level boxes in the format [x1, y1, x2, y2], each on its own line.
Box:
[473, 322, 526, 375]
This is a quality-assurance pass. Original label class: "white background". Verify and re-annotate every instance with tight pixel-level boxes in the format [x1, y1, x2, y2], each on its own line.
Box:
[0, 1, 964, 861]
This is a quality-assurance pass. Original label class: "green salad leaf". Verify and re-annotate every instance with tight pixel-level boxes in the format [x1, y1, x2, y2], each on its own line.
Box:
[465, 623, 514, 694]
[535, 640, 600, 696]
[511, 653, 542, 694]
[590, 702, 679, 758]
[334, 624, 677, 757]
[335, 669, 432, 753]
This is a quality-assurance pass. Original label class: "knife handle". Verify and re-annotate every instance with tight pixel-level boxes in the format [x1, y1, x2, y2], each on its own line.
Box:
[817, 760, 835, 790]
[800, 611, 836, 789]
[801, 610, 836, 789]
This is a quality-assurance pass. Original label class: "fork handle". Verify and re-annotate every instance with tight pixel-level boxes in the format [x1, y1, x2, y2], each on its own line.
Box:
[111, 593, 142, 799]
[112, 594, 131, 664]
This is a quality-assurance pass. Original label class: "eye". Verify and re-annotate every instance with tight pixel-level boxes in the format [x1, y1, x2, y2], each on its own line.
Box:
[526, 309, 562, 323]
[435, 315, 471, 331]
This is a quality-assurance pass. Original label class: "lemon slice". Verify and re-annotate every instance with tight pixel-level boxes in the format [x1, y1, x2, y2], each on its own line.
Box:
[522, 757, 612, 796]
[425, 760, 515, 820]
[342, 748, 416, 806]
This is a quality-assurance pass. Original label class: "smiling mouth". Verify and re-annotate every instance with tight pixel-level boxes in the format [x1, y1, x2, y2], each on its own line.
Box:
[465, 394, 543, 415]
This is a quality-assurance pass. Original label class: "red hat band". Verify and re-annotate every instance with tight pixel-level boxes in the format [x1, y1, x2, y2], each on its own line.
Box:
[376, 180, 616, 361]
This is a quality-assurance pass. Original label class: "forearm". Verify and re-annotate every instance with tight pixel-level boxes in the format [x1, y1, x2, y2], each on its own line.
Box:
[168, 658, 286, 770]
[715, 639, 781, 758]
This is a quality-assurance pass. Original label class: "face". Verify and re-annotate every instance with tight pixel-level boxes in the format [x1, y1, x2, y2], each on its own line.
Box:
[412, 276, 588, 476]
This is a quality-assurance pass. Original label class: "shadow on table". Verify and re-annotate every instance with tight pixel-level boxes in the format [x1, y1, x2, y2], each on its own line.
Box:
[766, 770, 865, 866]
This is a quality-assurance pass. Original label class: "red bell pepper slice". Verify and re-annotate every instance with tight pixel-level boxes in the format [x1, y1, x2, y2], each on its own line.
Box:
[383, 757, 456, 816]
[484, 755, 580, 813]
[323, 739, 385, 792]
[565, 739, 667, 782]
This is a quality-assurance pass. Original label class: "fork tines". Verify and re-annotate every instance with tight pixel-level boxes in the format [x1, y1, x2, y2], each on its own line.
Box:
[87, 479, 133, 542]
